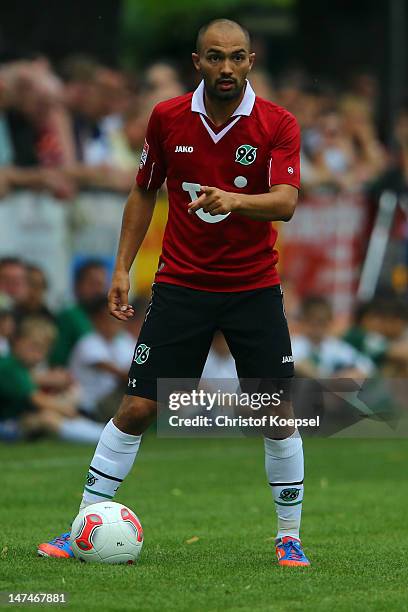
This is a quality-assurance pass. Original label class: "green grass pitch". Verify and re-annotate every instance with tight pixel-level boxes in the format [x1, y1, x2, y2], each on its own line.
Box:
[1, 436, 408, 611]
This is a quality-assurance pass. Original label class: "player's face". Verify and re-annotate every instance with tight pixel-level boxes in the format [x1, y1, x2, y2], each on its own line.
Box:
[192, 29, 255, 102]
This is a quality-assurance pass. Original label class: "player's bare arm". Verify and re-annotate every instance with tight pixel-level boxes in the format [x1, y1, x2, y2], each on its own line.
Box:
[108, 184, 157, 321]
[188, 183, 298, 221]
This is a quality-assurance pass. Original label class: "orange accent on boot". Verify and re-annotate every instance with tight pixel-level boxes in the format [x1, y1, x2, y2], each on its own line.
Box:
[37, 543, 72, 558]
[277, 558, 310, 567]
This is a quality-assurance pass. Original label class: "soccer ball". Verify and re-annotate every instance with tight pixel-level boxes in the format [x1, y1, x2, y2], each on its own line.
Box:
[70, 501, 143, 564]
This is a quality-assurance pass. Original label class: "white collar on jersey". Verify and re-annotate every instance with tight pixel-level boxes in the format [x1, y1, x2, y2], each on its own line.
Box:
[191, 79, 256, 144]
[191, 79, 256, 117]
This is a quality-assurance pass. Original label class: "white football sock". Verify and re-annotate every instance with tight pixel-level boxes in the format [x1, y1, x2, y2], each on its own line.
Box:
[264, 431, 304, 540]
[80, 419, 141, 510]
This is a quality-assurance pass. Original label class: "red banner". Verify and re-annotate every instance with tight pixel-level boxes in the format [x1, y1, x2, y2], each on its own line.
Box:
[280, 191, 368, 317]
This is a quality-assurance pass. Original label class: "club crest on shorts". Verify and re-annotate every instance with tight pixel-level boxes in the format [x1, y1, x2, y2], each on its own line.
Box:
[134, 343, 151, 364]
[235, 144, 257, 165]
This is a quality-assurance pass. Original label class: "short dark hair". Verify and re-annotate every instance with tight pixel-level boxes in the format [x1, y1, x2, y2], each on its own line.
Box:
[0, 257, 25, 271]
[300, 295, 332, 318]
[74, 259, 105, 287]
[196, 19, 250, 53]
[355, 297, 408, 324]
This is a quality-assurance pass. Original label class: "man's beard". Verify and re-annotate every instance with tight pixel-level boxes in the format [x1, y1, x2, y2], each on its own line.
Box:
[205, 77, 245, 102]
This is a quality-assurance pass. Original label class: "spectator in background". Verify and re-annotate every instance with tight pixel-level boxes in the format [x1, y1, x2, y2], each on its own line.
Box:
[343, 297, 408, 368]
[339, 95, 385, 184]
[0, 258, 54, 326]
[143, 61, 185, 106]
[50, 259, 108, 366]
[386, 107, 408, 191]
[69, 296, 134, 421]
[78, 65, 128, 165]
[292, 296, 374, 377]
[0, 317, 104, 443]
[14, 57, 75, 167]
[0, 61, 58, 198]
[369, 107, 408, 297]
[301, 106, 385, 193]
[371, 107, 408, 236]
[60, 55, 136, 192]
[60, 55, 105, 163]
[347, 71, 379, 119]
[0, 58, 76, 199]
[109, 105, 148, 173]
[275, 70, 306, 117]
[0, 295, 14, 356]
[0, 257, 29, 306]
[106, 63, 184, 184]
[14, 264, 54, 322]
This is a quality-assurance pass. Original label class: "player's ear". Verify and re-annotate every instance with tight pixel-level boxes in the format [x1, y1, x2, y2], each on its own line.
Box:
[248, 53, 256, 72]
[192, 52, 200, 71]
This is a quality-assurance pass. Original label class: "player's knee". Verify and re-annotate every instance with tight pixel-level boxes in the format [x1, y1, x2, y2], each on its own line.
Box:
[113, 395, 156, 435]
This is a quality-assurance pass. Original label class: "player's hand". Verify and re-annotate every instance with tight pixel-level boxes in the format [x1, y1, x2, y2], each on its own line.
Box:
[188, 186, 239, 216]
[108, 270, 135, 321]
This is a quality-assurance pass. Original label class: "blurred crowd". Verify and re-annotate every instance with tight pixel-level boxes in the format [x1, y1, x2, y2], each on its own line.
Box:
[0, 54, 408, 440]
[0, 255, 407, 442]
[1, 54, 408, 200]
[0, 55, 185, 198]
[0, 256, 148, 442]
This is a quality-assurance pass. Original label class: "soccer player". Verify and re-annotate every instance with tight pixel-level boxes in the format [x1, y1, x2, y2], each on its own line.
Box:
[38, 19, 310, 567]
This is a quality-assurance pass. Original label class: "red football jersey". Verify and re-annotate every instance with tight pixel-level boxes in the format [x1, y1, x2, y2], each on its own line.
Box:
[136, 80, 300, 292]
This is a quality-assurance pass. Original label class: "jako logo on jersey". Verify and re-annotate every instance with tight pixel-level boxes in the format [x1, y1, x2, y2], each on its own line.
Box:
[235, 144, 257, 165]
[139, 140, 149, 169]
[282, 355, 294, 363]
[175, 145, 194, 153]
[287, 166, 294, 174]
[134, 344, 151, 365]
[128, 378, 137, 387]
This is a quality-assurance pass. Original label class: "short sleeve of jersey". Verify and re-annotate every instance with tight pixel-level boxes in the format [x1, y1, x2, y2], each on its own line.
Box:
[136, 105, 167, 190]
[268, 112, 301, 189]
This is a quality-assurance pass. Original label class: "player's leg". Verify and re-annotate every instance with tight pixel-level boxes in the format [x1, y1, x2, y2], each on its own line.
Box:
[38, 283, 216, 558]
[76, 284, 218, 507]
[76, 395, 153, 510]
[37, 395, 151, 559]
[220, 285, 309, 566]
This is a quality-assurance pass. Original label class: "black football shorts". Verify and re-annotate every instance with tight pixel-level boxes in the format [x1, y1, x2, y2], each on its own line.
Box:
[126, 282, 294, 401]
